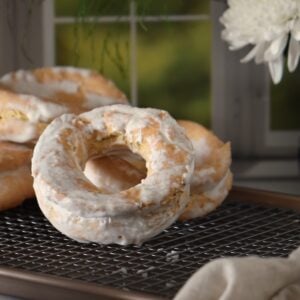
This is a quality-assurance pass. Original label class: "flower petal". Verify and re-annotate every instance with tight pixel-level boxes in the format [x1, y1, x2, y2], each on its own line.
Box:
[240, 44, 259, 63]
[264, 34, 288, 61]
[288, 35, 300, 72]
[268, 56, 284, 84]
[221, 31, 249, 50]
[291, 19, 300, 41]
[254, 42, 270, 64]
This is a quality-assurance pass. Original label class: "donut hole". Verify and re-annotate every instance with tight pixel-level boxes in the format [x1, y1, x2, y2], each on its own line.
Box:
[83, 148, 147, 194]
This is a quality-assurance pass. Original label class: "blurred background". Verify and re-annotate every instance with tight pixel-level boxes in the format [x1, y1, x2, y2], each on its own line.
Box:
[55, 0, 212, 127]
[0, 0, 299, 195]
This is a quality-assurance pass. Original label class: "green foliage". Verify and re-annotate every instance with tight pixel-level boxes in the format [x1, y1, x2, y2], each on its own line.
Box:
[55, 0, 212, 127]
[56, 23, 130, 94]
[55, 0, 209, 17]
[137, 22, 211, 126]
[55, 0, 128, 16]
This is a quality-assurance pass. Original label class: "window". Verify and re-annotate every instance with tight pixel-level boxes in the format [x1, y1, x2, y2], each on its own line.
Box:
[1, 0, 299, 166]
[54, 0, 212, 127]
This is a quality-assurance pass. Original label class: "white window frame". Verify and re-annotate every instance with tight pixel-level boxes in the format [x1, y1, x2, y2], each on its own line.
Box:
[212, 0, 300, 159]
[1, 0, 299, 162]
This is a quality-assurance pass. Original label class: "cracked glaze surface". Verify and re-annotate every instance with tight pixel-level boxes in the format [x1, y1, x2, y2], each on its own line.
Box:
[32, 105, 194, 245]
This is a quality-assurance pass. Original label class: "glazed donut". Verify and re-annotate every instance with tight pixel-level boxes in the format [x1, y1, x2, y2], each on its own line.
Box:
[179, 170, 232, 220]
[0, 67, 128, 114]
[32, 105, 194, 245]
[0, 67, 129, 211]
[177, 120, 231, 193]
[176, 120, 232, 220]
[84, 120, 232, 220]
[0, 89, 67, 143]
[0, 142, 34, 211]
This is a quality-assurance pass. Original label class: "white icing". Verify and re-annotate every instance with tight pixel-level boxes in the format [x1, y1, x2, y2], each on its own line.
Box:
[185, 170, 232, 219]
[1, 79, 78, 99]
[51, 66, 92, 77]
[166, 250, 179, 262]
[0, 90, 68, 142]
[166, 281, 176, 288]
[0, 165, 34, 208]
[84, 93, 124, 108]
[192, 137, 211, 165]
[0, 68, 127, 109]
[79, 117, 232, 222]
[204, 170, 231, 200]
[0, 120, 38, 143]
[32, 105, 194, 245]
[190, 167, 216, 189]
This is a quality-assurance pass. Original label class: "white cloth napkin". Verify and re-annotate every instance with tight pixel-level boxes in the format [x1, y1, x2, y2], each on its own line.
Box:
[174, 247, 300, 300]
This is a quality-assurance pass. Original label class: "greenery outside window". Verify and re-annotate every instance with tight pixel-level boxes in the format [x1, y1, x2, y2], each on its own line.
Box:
[55, 0, 212, 127]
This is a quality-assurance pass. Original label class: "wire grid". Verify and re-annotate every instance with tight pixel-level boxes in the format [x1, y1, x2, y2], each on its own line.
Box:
[0, 199, 300, 299]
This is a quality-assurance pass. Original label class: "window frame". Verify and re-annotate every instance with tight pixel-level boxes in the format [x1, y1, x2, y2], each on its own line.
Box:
[53, 0, 210, 106]
[0, 0, 54, 73]
[1, 0, 299, 160]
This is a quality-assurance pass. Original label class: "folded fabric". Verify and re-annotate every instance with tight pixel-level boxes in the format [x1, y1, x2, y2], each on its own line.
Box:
[174, 247, 300, 300]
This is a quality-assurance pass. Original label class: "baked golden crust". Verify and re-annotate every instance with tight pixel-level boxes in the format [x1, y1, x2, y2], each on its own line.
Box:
[177, 120, 231, 191]
[176, 120, 232, 220]
[0, 142, 34, 211]
[0, 142, 33, 171]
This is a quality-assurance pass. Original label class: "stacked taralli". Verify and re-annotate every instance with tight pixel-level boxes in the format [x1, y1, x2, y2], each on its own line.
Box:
[0, 66, 232, 245]
[0, 67, 128, 210]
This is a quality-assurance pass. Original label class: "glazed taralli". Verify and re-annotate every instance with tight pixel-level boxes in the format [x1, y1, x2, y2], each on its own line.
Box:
[0, 67, 130, 212]
[84, 120, 232, 221]
[0, 67, 128, 143]
[32, 105, 194, 245]
[0, 67, 128, 114]
[176, 120, 232, 220]
[0, 89, 67, 143]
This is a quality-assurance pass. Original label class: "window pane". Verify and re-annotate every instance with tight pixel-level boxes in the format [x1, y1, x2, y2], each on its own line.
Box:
[55, 0, 129, 17]
[55, 23, 130, 96]
[137, 22, 211, 127]
[136, 0, 210, 16]
[271, 67, 300, 130]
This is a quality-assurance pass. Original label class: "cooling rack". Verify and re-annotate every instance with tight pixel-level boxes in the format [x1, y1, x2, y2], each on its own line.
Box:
[0, 187, 299, 300]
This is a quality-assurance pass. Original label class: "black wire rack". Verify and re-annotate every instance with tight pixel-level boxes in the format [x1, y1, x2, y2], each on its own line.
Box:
[0, 198, 300, 299]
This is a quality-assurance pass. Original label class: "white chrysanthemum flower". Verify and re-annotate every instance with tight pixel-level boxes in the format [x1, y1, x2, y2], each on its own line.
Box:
[220, 0, 300, 84]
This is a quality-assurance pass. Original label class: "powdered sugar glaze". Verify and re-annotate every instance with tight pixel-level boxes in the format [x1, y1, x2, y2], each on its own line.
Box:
[32, 105, 194, 245]
[0, 89, 67, 143]
[0, 67, 128, 113]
